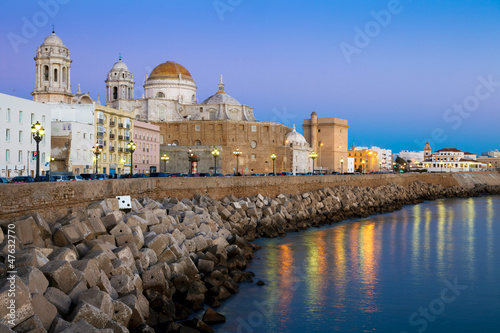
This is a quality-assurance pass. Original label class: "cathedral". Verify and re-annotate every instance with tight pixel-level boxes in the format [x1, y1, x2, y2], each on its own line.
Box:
[29, 30, 350, 175]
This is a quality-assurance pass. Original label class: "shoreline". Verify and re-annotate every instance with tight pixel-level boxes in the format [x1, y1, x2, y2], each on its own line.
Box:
[1, 182, 499, 332]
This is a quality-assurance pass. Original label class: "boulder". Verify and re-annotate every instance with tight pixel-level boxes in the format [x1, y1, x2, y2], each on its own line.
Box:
[40, 260, 78, 293]
[44, 287, 72, 316]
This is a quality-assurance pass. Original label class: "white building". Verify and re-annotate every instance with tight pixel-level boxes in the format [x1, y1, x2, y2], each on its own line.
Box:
[284, 125, 313, 174]
[370, 146, 392, 171]
[347, 157, 355, 173]
[0, 93, 52, 177]
[398, 150, 424, 164]
[424, 148, 486, 172]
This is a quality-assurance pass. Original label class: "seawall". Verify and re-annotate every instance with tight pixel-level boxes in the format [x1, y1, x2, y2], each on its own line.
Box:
[1, 172, 499, 223]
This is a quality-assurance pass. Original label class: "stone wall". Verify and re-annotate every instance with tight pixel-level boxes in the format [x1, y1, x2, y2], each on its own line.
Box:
[1, 172, 499, 224]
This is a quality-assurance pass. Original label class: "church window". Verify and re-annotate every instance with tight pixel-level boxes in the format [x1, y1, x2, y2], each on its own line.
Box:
[113, 87, 118, 100]
[123, 73, 125, 78]
[318, 129, 321, 132]
[195, 140, 201, 146]
[209, 111, 216, 120]
[44, 66, 49, 81]
[54, 68, 58, 82]
[195, 125, 200, 131]
[199, 108, 203, 112]
[251, 125, 257, 132]
[62, 67, 67, 82]
[156, 92, 165, 98]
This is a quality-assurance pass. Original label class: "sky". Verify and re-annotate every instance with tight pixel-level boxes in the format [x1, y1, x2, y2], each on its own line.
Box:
[1, 0, 499, 154]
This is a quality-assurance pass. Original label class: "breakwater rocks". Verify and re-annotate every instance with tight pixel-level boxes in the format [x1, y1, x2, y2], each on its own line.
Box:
[1, 182, 499, 332]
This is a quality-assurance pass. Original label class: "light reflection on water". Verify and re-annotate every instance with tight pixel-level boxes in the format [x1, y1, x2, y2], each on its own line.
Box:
[216, 196, 500, 333]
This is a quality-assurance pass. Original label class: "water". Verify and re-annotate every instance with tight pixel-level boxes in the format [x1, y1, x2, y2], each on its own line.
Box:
[214, 196, 500, 333]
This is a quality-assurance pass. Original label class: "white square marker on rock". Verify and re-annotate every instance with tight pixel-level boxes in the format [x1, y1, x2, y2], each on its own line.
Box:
[116, 196, 132, 210]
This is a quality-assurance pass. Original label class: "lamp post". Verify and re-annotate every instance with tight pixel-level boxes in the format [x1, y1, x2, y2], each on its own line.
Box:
[309, 151, 318, 175]
[361, 159, 366, 174]
[271, 153, 277, 175]
[127, 141, 136, 175]
[31, 121, 45, 182]
[91, 142, 103, 175]
[49, 156, 54, 180]
[187, 149, 193, 174]
[489, 163, 492, 171]
[211, 148, 220, 175]
[161, 154, 170, 173]
[340, 158, 344, 175]
[232, 148, 242, 175]
[448, 163, 453, 172]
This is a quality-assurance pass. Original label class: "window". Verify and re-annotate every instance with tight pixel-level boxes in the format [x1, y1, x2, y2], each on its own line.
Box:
[6, 108, 10, 122]
[113, 87, 118, 100]
[19, 131, 22, 143]
[31, 113, 35, 124]
[156, 92, 165, 98]
[6, 129, 10, 142]
[18, 150, 22, 163]
[103, 153, 106, 161]
[6, 149, 10, 162]
[62, 67, 67, 82]
[41, 152, 45, 163]
[42, 115, 45, 127]
[44, 66, 49, 81]
[195, 140, 201, 146]
[54, 68, 58, 82]
[195, 125, 200, 131]
[19, 111, 23, 123]
[251, 125, 257, 132]
[251, 154, 256, 159]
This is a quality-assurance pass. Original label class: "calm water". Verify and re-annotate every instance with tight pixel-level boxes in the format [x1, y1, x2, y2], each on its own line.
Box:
[214, 196, 500, 333]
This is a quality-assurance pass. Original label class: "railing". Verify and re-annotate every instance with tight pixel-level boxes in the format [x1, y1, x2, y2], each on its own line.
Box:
[118, 148, 123, 152]
[109, 147, 115, 152]
[97, 132, 104, 137]
[110, 121, 116, 127]
[124, 136, 130, 141]
[118, 135, 123, 140]
[126, 124, 130, 129]
[97, 119, 104, 124]
[118, 123, 123, 128]
[109, 134, 115, 139]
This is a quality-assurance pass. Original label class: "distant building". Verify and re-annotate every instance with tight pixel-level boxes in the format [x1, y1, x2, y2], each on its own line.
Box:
[302, 112, 348, 173]
[0, 93, 52, 177]
[133, 120, 160, 174]
[347, 157, 355, 173]
[398, 150, 424, 164]
[284, 125, 313, 174]
[368, 146, 392, 171]
[348, 145, 379, 173]
[481, 149, 500, 157]
[476, 156, 500, 170]
[423, 144, 486, 172]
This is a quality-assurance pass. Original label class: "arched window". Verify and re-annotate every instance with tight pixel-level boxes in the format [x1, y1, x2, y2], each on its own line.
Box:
[113, 87, 118, 100]
[122, 73, 125, 78]
[62, 67, 67, 82]
[156, 92, 165, 98]
[172, 140, 179, 145]
[195, 140, 201, 146]
[44, 66, 49, 81]
[209, 111, 216, 120]
[54, 68, 58, 82]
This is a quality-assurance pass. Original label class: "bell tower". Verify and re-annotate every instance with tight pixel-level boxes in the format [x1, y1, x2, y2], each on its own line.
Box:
[32, 28, 73, 103]
[105, 55, 135, 109]
[424, 142, 432, 159]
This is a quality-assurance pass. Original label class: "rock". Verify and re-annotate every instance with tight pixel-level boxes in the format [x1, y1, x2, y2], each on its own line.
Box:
[256, 280, 265, 286]
[31, 293, 57, 330]
[82, 250, 113, 276]
[12, 314, 45, 332]
[0, 276, 33, 326]
[110, 274, 135, 297]
[202, 307, 226, 324]
[40, 260, 77, 294]
[53, 224, 85, 246]
[71, 259, 101, 288]
[44, 287, 72, 316]
[118, 293, 149, 329]
[180, 318, 214, 333]
[197, 259, 214, 274]
[101, 211, 123, 231]
[111, 300, 133, 327]
[49, 317, 71, 333]
[69, 301, 109, 329]
[78, 286, 114, 319]
[17, 266, 49, 295]
[47, 247, 78, 262]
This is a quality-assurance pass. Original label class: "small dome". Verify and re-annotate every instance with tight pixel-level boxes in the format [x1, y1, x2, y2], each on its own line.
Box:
[148, 61, 193, 81]
[111, 59, 129, 71]
[42, 32, 64, 47]
[201, 93, 240, 105]
[285, 125, 308, 146]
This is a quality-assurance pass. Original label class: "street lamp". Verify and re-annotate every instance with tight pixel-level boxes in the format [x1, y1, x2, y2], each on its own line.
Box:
[361, 159, 366, 174]
[211, 148, 220, 175]
[127, 141, 136, 175]
[271, 153, 277, 175]
[31, 121, 45, 182]
[340, 158, 344, 175]
[161, 154, 170, 173]
[309, 151, 318, 175]
[91, 142, 103, 175]
[49, 156, 54, 180]
[232, 148, 242, 175]
[379, 161, 382, 173]
[120, 158, 125, 174]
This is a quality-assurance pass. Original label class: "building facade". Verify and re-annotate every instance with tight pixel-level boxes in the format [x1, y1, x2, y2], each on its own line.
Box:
[370, 146, 392, 171]
[348, 146, 380, 173]
[398, 150, 425, 164]
[476, 156, 500, 170]
[0, 93, 52, 177]
[302, 112, 348, 173]
[94, 105, 134, 175]
[132, 120, 160, 174]
[424, 147, 486, 172]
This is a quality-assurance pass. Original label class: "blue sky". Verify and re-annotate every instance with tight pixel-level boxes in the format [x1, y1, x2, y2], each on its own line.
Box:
[1, 0, 499, 154]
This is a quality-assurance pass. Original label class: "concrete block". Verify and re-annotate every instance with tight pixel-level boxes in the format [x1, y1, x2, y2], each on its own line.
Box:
[144, 234, 169, 256]
[14, 251, 49, 269]
[82, 250, 113, 276]
[110, 259, 133, 277]
[131, 226, 144, 249]
[0, 276, 33, 325]
[104, 319, 128, 333]
[110, 274, 135, 297]
[78, 286, 114, 319]
[96, 270, 118, 300]
[142, 265, 166, 292]
[15, 216, 36, 245]
[113, 246, 135, 270]
[84, 217, 107, 236]
[18, 266, 49, 295]
[49, 317, 71, 333]
[192, 235, 208, 252]
[40, 260, 77, 294]
[157, 248, 177, 264]
[139, 248, 157, 268]
[179, 257, 199, 280]
[109, 222, 132, 237]
[44, 287, 71, 316]
[111, 300, 132, 327]
[69, 301, 108, 329]
[101, 211, 123, 231]
[182, 239, 196, 253]
[67, 279, 89, 305]
[126, 215, 149, 232]
[12, 314, 44, 332]
[104, 198, 119, 212]
[118, 293, 149, 329]
[53, 224, 84, 246]
[197, 259, 214, 274]
[32, 212, 52, 240]
[71, 259, 100, 288]
[47, 247, 78, 262]
[171, 229, 186, 245]
[31, 293, 57, 330]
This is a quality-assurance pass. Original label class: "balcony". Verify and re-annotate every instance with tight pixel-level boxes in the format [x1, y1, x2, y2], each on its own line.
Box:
[125, 136, 130, 141]
[118, 148, 123, 152]
[125, 148, 130, 153]
[126, 124, 131, 129]
[97, 132, 104, 137]
[97, 119, 104, 124]
[118, 123, 124, 128]
[109, 133, 115, 139]
[118, 135, 123, 140]
[109, 147, 115, 152]
[110, 121, 116, 127]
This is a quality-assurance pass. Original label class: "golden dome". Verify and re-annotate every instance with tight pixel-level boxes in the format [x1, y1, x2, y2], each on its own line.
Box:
[148, 61, 194, 81]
